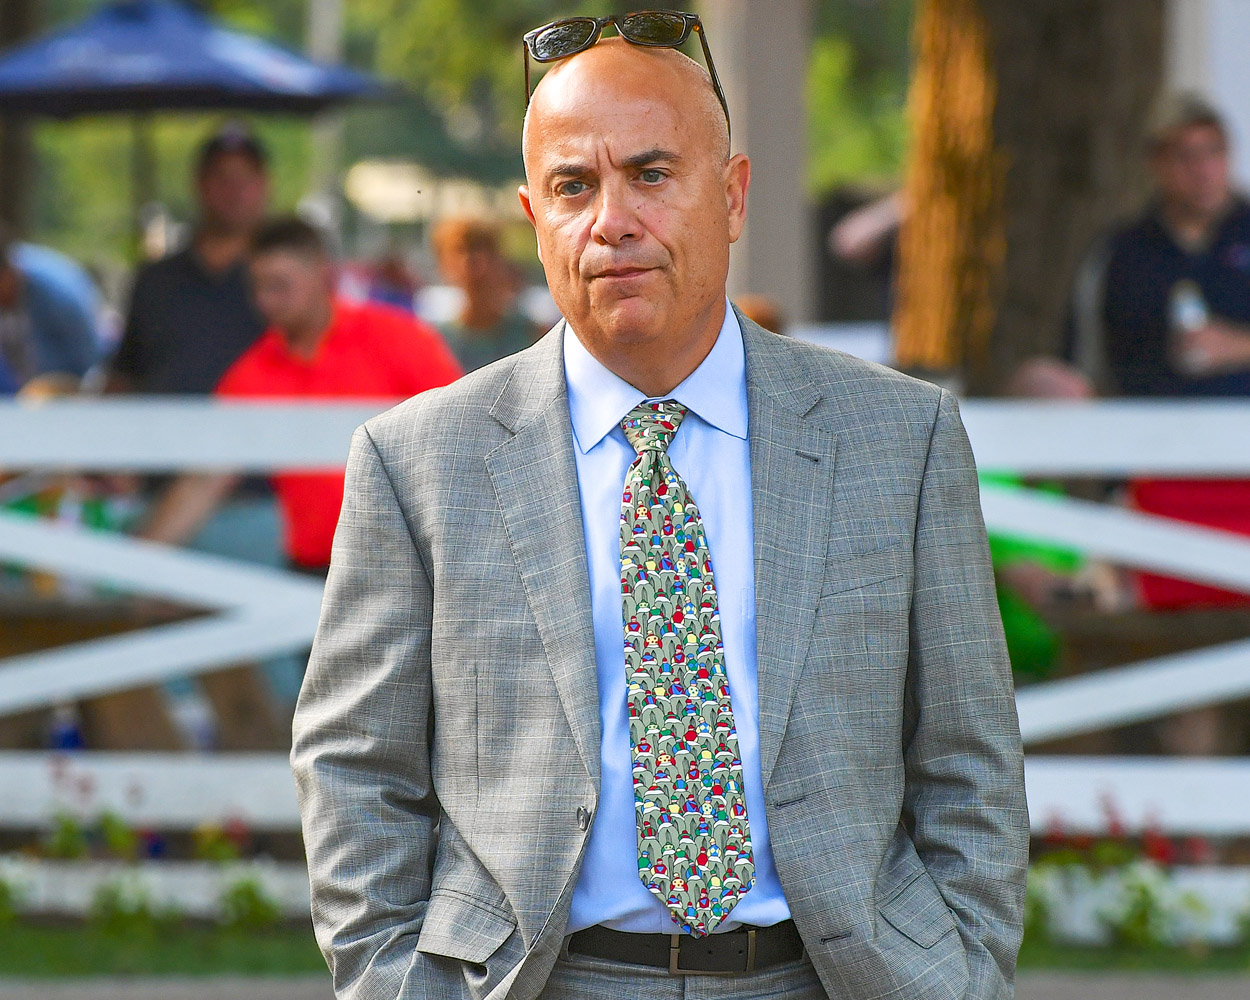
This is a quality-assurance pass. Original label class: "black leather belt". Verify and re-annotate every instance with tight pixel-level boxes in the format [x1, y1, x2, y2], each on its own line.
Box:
[564, 919, 805, 975]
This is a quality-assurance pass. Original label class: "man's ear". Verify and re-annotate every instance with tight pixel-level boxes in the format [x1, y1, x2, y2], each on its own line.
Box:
[518, 184, 542, 264]
[724, 154, 751, 244]
[519, 184, 537, 227]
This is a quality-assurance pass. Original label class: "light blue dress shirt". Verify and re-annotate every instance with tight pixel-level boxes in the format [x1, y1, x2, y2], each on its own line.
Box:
[564, 302, 792, 934]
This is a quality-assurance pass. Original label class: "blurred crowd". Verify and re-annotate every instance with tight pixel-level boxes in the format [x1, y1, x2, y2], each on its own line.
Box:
[828, 91, 1250, 757]
[2, 123, 552, 579]
[5, 91, 1250, 752]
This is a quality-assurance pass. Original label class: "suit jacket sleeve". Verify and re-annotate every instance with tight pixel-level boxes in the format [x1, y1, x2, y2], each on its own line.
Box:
[291, 423, 440, 1000]
[902, 389, 1029, 1000]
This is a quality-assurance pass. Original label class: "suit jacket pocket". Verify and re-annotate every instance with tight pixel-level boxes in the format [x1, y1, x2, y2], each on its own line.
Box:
[416, 889, 518, 965]
[878, 867, 958, 949]
[821, 545, 909, 597]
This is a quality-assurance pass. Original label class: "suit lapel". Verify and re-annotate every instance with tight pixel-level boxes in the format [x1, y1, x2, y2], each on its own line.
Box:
[485, 327, 601, 784]
[481, 315, 841, 791]
[741, 317, 839, 789]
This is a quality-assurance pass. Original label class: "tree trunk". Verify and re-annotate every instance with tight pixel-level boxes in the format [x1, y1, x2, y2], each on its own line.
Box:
[893, 0, 1005, 380]
[0, 0, 38, 235]
[893, 0, 1165, 391]
[980, 0, 1164, 392]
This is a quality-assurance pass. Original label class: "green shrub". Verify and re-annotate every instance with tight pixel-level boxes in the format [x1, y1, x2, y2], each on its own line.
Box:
[0, 876, 19, 926]
[97, 812, 140, 861]
[193, 823, 243, 863]
[1098, 865, 1171, 950]
[42, 813, 88, 860]
[219, 876, 281, 933]
[88, 878, 156, 937]
[1022, 874, 1052, 946]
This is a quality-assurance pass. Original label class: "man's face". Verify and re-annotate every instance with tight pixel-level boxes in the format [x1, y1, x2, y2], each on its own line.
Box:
[197, 151, 269, 236]
[1153, 124, 1231, 220]
[519, 44, 747, 361]
[250, 251, 331, 335]
[440, 241, 498, 290]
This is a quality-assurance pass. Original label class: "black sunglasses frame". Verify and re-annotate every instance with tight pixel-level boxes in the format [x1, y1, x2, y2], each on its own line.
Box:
[523, 10, 731, 140]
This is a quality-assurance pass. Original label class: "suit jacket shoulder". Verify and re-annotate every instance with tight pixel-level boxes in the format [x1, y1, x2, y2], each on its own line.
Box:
[363, 342, 527, 452]
[737, 313, 947, 459]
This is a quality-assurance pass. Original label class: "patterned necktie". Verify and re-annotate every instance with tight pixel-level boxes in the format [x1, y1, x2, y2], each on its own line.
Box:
[620, 400, 754, 936]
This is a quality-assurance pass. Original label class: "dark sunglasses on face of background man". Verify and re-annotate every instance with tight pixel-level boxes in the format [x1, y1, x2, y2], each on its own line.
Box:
[523, 10, 731, 139]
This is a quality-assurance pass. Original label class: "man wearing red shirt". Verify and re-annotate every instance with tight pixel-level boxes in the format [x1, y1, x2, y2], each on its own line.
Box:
[139, 217, 462, 571]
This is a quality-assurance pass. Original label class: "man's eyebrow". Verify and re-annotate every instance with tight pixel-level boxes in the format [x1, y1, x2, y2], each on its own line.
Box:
[544, 149, 682, 183]
[621, 148, 681, 169]
[546, 161, 590, 181]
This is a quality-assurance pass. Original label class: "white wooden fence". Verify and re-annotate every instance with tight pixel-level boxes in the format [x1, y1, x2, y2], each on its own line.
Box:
[2, 398, 1249, 835]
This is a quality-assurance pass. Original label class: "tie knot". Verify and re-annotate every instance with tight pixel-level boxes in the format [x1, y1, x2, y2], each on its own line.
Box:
[621, 400, 687, 455]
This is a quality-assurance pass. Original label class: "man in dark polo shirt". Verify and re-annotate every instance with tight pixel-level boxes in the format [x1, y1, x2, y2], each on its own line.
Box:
[1073, 93, 1250, 396]
[108, 123, 269, 394]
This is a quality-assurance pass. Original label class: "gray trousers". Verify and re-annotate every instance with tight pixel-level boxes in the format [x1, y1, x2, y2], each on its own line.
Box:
[540, 950, 828, 999]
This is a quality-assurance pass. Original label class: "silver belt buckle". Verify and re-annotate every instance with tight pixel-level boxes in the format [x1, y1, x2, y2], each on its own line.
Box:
[668, 928, 756, 976]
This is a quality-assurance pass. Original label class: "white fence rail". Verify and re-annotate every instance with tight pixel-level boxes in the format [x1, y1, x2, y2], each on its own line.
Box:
[0, 399, 384, 470]
[4, 750, 1248, 838]
[3, 398, 1250, 833]
[6, 397, 1250, 472]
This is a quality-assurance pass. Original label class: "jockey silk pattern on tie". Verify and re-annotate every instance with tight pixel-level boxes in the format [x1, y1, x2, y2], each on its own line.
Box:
[619, 399, 755, 936]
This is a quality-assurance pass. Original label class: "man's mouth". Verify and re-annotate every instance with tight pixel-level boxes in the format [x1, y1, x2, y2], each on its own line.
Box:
[592, 266, 655, 280]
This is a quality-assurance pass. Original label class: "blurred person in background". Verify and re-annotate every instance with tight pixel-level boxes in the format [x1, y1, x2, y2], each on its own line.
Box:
[1070, 92, 1250, 395]
[1072, 95, 1250, 614]
[367, 247, 421, 312]
[984, 359, 1126, 684]
[338, 246, 423, 313]
[0, 225, 103, 391]
[137, 217, 461, 574]
[1064, 93, 1250, 756]
[0, 354, 16, 394]
[107, 122, 269, 395]
[732, 293, 785, 335]
[430, 215, 538, 372]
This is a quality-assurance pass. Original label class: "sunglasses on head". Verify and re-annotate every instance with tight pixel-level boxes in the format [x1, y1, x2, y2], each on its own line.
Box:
[523, 10, 731, 139]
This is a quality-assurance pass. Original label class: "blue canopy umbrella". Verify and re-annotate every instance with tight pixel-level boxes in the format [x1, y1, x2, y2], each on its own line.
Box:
[0, 0, 390, 117]
[0, 0, 395, 252]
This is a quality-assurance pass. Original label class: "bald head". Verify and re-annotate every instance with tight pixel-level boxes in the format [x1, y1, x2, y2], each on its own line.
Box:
[516, 34, 750, 398]
[523, 37, 730, 173]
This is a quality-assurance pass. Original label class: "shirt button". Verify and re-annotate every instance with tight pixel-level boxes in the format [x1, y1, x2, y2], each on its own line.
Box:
[577, 806, 592, 831]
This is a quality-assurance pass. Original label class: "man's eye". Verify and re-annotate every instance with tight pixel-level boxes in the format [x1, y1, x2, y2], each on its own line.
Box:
[557, 180, 588, 197]
[639, 169, 666, 184]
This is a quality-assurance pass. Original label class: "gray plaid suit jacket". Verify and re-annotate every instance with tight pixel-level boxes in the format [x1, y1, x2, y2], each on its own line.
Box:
[291, 310, 1029, 1000]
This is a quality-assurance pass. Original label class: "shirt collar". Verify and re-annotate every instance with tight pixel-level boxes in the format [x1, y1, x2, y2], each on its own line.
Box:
[564, 299, 747, 454]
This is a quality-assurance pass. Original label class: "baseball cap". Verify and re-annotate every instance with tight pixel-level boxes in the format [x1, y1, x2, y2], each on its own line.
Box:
[195, 121, 269, 175]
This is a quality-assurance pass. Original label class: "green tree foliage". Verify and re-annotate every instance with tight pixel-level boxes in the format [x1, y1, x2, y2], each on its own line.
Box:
[350, 0, 601, 141]
[808, 0, 913, 194]
[16, 0, 912, 271]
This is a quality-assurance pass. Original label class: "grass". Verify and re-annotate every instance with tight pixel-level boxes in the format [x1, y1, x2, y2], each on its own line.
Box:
[3, 922, 1250, 978]
[1019, 936, 1250, 973]
[0, 921, 327, 978]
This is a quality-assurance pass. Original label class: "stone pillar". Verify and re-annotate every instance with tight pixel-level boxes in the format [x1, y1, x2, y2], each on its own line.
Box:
[700, 0, 814, 324]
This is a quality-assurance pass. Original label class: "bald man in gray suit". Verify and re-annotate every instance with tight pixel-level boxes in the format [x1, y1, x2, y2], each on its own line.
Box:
[292, 16, 1028, 1000]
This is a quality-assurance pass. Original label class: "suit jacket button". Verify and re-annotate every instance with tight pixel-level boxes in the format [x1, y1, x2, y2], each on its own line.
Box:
[577, 806, 591, 831]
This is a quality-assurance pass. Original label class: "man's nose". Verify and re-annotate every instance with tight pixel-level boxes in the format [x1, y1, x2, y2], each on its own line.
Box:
[590, 177, 642, 246]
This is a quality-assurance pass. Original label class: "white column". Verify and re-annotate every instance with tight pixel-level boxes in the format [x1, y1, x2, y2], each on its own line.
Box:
[306, 0, 346, 219]
[1167, 0, 1250, 185]
[700, 0, 815, 323]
